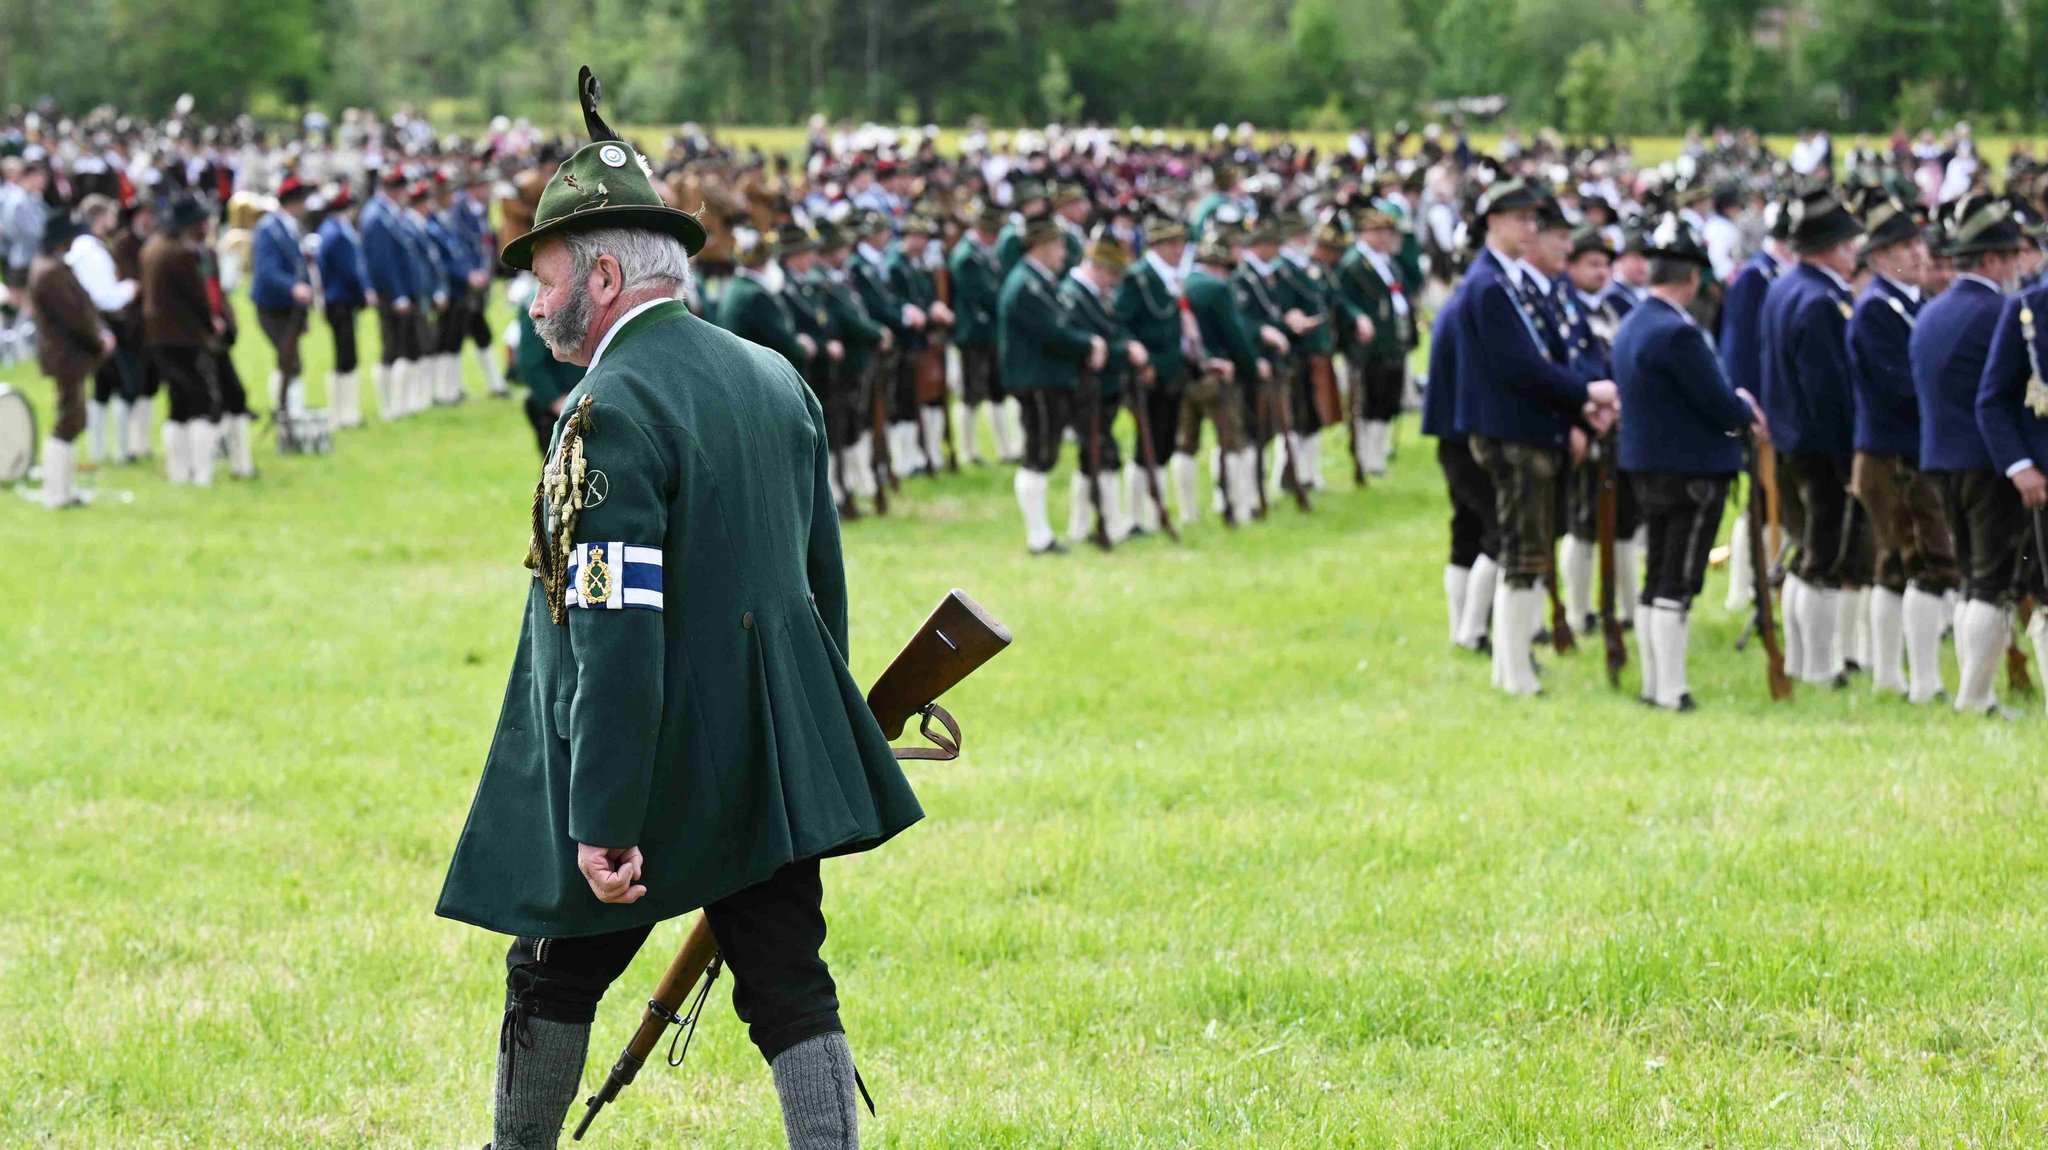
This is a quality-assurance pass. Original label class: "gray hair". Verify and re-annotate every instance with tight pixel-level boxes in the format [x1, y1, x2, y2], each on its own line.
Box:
[561, 226, 692, 301]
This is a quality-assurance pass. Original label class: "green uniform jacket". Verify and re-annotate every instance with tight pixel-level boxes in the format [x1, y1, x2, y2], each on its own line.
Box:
[785, 278, 835, 349]
[1231, 261, 1289, 369]
[850, 248, 907, 338]
[515, 308, 586, 411]
[1275, 254, 1336, 357]
[438, 301, 922, 939]
[715, 272, 808, 371]
[885, 250, 938, 353]
[1334, 246, 1410, 363]
[998, 258, 1095, 392]
[947, 235, 1002, 348]
[1114, 258, 1186, 387]
[808, 267, 888, 376]
[1185, 269, 1261, 379]
[1058, 273, 1131, 399]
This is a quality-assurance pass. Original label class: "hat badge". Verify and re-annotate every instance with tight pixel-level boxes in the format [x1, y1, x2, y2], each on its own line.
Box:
[598, 144, 628, 169]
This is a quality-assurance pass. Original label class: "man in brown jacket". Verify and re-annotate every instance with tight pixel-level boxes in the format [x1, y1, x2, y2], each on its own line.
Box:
[141, 197, 223, 485]
[28, 214, 112, 509]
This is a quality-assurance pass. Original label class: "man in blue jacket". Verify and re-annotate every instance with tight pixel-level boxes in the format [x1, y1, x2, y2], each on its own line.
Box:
[1846, 197, 1950, 701]
[1453, 178, 1620, 696]
[1912, 194, 2028, 713]
[251, 175, 314, 419]
[403, 181, 452, 411]
[1423, 275, 1497, 654]
[1717, 198, 1792, 611]
[1613, 215, 1766, 710]
[1968, 199, 2048, 715]
[360, 167, 420, 421]
[316, 185, 372, 428]
[428, 177, 476, 406]
[1758, 189, 1865, 687]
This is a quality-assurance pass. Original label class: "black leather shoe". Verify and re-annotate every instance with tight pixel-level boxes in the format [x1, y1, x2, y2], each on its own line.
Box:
[1031, 541, 1068, 556]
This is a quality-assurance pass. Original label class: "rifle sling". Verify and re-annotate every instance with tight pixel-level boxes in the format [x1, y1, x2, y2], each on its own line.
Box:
[889, 703, 963, 761]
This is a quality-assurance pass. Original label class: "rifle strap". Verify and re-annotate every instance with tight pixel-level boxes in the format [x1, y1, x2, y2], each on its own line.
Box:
[889, 704, 963, 761]
[663, 954, 722, 1069]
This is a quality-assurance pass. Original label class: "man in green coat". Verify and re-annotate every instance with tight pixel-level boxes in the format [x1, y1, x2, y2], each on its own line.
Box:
[1229, 223, 1307, 512]
[1334, 205, 1417, 478]
[1058, 229, 1149, 545]
[998, 217, 1106, 553]
[993, 179, 1050, 276]
[811, 222, 894, 516]
[437, 90, 920, 1150]
[715, 225, 816, 373]
[1276, 217, 1336, 490]
[1113, 218, 1196, 530]
[885, 216, 954, 475]
[1184, 237, 1263, 525]
[850, 210, 926, 480]
[948, 204, 1016, 464]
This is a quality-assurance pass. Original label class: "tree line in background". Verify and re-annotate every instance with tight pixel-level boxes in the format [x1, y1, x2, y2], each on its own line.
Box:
[5, 0, 2048, 138]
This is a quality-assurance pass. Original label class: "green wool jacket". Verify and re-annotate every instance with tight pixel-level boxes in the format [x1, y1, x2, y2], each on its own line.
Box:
[884, 250, 939, 353]
[1274, 253, 1336, 357]
[1334, 246, 1411, 363]
[715, 272, 808, 371]
[438, 300, 922, 939]
[998, 258, 1096, 392]
[808, 267, 889, 376]
[1230, 261, 1289, 368]
[1112, 257, 1186, 386]
[1185, 268, 1262, 380]
[514, 308, 586, 411]
[1058, 273, 1132, 400]
[947, 235, 1003, 348]
[849, 248, 907, 338]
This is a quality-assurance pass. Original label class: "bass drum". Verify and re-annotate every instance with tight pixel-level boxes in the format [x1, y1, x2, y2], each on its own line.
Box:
[0, 385, 36, 483]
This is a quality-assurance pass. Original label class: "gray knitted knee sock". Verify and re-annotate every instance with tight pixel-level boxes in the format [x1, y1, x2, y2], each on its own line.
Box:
[493, 1015, 590, 1150]
[770, 1032, 860, 1150]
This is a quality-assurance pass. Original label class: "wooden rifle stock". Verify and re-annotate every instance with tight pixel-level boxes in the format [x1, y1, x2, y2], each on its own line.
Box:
[1596, 451, 1626, 687]
[1546, 572, 1577, 654]
[1748, 438, 1794, 701]
[867, 588, 1013, 746]
[576, 589, 1013, 1139]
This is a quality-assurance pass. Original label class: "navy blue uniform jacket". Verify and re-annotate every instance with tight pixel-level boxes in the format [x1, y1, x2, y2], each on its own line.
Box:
[1614, 295, 1750, 475]
[1846, 276, 1922, 459]
[1452, 248, 1590, 448]
[1758, 262, 1855, 456]
[1909, 276, 2004, 472]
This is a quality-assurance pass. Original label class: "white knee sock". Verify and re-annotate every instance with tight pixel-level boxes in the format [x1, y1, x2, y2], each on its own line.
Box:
[1066, 471, 1093, 543]
[1100, 473, 1130, 542]
[108, 396, 131, 461]
[126, 399, 153, 460]
[2032, 612, 2048, 719]
[1838, 586, 1868, 669]
[1228, 448, 1260, 524]
[1457, 554, 1499, 651]
[1903, 586, 1949, 704]
[163, 421, 192, 485]
[1444, 564, 1472, 645]
[1802, 585, 1840, 683]
[1954, 599, 2008, 713]
[39, 437, 76, 509]
[1015, 468, 1054, 551]
[1782, 575, 1806, 676]
[187, 419, 218, 487]
[1614, 538, 1639, 613]
[1562, 537, 1595, 627]
[1497, 584, 1542, 696]
[1651, 601, 1692, 708]
[1170, 453, 1199, 525]
[85, 400, 107, 463]
[1869, 588, 1907, 695]
[1634, 599, 1659, 704]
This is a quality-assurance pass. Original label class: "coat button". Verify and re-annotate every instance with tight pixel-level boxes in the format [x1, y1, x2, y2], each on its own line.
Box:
[742, 611, 754, 630]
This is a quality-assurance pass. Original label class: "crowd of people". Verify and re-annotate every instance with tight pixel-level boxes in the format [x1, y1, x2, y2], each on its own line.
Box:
[3, 100, 2044, 716]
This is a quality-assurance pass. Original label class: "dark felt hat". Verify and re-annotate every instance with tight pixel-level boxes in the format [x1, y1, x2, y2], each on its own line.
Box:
[165, 195, 212, 235]
[1144, 218, 1189, 246]
[1085, 225, 1131, 274]
[1787, 190, 1864, 254]
[1643, 212, 1711, 266]
[773, 223, 815, 256]
[1568, 225, 1613, 260]
[500, 66, 707, 270]
[1476, 178, 1542, 219]
[1861, 197, 1923, 252]
[1022, 217, 1063, 250]
[1947, 194, 2026, 256]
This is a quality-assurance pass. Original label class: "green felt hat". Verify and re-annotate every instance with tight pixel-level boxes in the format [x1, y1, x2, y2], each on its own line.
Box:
[500, 67, 707, 270]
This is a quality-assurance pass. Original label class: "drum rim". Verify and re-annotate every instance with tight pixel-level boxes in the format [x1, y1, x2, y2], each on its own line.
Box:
[0, 384, 38, 484]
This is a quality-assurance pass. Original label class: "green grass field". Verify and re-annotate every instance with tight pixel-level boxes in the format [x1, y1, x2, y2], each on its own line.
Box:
[5, 292, 2048, 1147]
